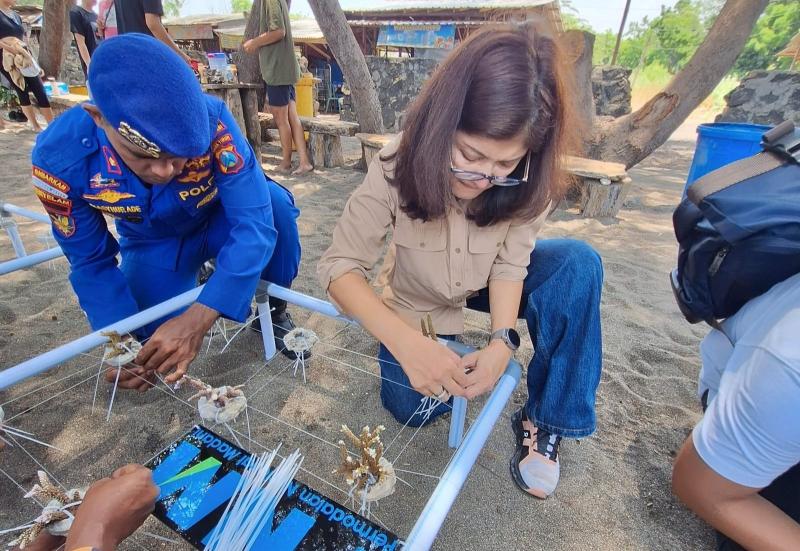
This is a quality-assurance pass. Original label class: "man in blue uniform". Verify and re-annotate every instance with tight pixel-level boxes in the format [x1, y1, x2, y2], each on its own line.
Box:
[31, 34, 302, 390]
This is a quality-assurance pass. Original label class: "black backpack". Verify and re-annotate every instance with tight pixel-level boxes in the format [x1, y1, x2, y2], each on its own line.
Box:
[671, 121, 800, 326]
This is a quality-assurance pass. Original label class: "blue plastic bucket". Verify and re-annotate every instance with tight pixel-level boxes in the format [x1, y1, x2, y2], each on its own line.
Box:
[685, 123, 771, 189]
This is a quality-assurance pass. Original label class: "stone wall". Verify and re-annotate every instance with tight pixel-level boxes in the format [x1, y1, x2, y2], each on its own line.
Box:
[341, 57, 633, 131]
[28, 33, 85, 86]
[592, 66, 631, 117]
[340, 56, 438, 131]
[717, 71, 800, 126]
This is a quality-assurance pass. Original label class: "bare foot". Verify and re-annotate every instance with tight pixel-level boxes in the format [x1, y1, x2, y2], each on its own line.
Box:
[292, 163, 314, 175]
[276, 163, 292, 174]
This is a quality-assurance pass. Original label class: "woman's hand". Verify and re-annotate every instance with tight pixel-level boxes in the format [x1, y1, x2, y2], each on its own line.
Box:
[460, 340, 513, 399]
[393, 333, 469, 399]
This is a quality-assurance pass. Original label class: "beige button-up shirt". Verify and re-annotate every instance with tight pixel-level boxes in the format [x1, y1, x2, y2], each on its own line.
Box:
[317, 139, 546, 335]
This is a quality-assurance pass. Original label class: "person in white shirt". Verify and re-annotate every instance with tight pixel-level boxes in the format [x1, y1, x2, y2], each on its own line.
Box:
[672, 271, 800, 550]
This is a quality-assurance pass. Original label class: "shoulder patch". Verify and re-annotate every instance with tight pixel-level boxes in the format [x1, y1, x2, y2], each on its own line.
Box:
[32, 166, 70, 197]
[49, 213, 76, 238]
[214, 143, 244, 175]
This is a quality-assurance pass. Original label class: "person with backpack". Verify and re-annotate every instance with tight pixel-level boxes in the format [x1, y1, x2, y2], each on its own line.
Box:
[670, 122, 800, 550]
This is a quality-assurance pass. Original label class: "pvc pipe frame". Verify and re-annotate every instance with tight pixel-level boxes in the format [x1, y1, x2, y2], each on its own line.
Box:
[2, 282, 522, 551]
[0, 203, 64, 274]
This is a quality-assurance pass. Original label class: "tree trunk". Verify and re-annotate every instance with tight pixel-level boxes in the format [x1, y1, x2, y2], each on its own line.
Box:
[306, 0, 384, 133]
[563, 30, 595, 141]
[38, 0, 70, 79]
[233, 0, 266, 108]
[588, 0, 768, 168]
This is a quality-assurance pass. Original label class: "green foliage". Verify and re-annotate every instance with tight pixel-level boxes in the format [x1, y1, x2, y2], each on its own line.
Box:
[231, 0, 253, 13]
[733, 0, 800, 75]
[162, 0, 184, 17]
[648, 0, 705, 72]
[591, 0, 791, 79]
[592, 30, 616, 66]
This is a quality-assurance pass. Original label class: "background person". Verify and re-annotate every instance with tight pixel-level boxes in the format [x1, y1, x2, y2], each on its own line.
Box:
[97, 0, 118, 39]
[70, 0, 99, 77]
[115, 0, 189, 64]
[242, 0, 312, 175]
[0, 0, 52, 132]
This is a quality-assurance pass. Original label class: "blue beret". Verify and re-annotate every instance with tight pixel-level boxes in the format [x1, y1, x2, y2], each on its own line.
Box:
[87, 34, 210, 158]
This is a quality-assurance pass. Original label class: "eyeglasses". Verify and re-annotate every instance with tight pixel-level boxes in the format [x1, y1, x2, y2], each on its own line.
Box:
[450, 150, 531, 187]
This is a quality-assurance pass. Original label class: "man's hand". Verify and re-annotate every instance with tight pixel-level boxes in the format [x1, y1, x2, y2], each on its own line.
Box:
[242, 39, 259, 54]
[135, 303, 218, 385]
[460, 340, 513, 400]
[103, 364, 155, 392]
[64, 464, 158, 551]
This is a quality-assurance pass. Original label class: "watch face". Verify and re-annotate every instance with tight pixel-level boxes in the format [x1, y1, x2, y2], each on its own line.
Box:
[507, 329, 521, 349]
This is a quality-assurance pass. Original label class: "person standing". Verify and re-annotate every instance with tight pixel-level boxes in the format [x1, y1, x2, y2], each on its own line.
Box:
[70, 0, 99, 77]
[0, 0, 52, 132]
[114, 0, 189, 64]
[97, 0, 118, 39]
[243, 0, 312, 175]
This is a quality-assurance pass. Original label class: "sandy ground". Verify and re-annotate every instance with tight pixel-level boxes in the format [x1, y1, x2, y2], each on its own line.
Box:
[0, 117, 716, 550]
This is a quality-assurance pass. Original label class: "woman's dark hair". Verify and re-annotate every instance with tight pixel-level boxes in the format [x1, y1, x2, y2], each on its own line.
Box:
[382, 21, 578, 226]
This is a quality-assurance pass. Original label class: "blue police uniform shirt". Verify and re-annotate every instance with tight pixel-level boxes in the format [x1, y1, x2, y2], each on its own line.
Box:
[31, 95, 276, 329]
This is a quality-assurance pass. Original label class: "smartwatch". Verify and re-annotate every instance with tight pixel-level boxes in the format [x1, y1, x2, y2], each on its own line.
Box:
[489, 328, 521, 351]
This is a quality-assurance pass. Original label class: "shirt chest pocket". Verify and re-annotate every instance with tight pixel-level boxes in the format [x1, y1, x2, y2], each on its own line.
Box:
[175, 176, 219, 216]
[467, 223, 510, 287]
[391, 216, 449, 299]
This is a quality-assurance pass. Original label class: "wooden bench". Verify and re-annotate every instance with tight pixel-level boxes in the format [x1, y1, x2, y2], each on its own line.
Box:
[259, 113, 359, 168]
[356, 133, 396, 169]
[355, 134, 631, 218]
[564, 155, 631, 218]
[48, 93, 88, 116]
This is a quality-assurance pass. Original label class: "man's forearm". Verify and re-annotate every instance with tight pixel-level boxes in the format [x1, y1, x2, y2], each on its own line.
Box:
[145, 15, 185, 59]
[254, 29, 285, 48]
[76, 35, 91, 66]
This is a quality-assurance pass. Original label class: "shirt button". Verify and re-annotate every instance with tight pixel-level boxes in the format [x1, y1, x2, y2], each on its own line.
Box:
[496, 242, 502, 247]
[455, 247, 461, 253]
[456, 209, 463, 215]
[455, 281, 461, 287]
[80, 138, 92, 148]
[419, 241, 425, 247]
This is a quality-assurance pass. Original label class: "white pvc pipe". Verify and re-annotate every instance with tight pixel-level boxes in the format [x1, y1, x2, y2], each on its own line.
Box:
[405, 349, 522, 550]
[0, 286, 203, 390]
[1, 203, 50, 225]
[2, 281, 522, 549]
[0, 246, 63, 276]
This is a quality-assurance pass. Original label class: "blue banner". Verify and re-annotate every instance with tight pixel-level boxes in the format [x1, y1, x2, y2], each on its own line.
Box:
[377, 24, 456, 49]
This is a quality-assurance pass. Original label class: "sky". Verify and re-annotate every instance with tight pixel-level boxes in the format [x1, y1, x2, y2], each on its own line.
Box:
[181, 0, 683, 34]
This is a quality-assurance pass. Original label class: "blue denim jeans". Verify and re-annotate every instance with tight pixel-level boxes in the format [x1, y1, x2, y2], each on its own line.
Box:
[378, 238, 604, 438]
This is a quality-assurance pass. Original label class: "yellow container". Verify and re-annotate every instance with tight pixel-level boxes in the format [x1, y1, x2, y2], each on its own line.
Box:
[295, 74, 315, 117]
[295, 74, 315, 145]
[69, 85, 88, 95]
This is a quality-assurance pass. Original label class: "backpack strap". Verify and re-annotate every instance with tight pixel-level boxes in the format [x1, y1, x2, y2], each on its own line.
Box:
[687, 151, 784, 205]
[761, 121, 800, 164]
